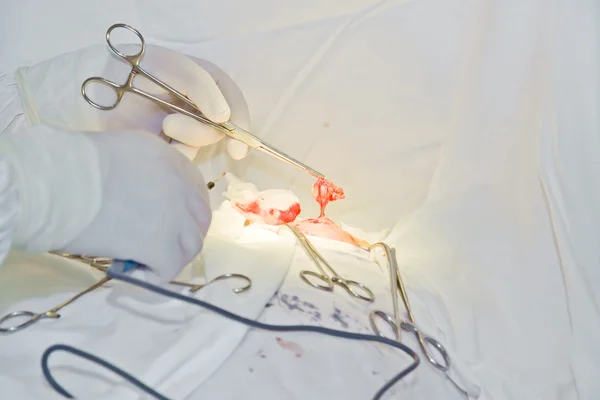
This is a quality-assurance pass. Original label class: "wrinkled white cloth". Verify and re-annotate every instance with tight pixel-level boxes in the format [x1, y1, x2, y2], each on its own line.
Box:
[0, 228, 295, 400]
[1, 1, 598, 399]
[0, 210, 481, 400]
[538, 0, 600, 395]
[190, 235, 482, 400]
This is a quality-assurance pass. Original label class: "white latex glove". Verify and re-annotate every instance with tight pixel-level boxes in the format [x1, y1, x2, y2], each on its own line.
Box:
[16, 43, 251, 160]
[0, 124, 210, 282]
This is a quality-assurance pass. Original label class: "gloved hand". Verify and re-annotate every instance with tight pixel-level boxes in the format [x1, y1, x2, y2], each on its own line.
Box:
[15, 43, 252, 161]
[0, 124, 210, 282]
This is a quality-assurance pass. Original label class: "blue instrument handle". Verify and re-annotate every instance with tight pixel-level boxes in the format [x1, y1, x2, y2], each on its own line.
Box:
[108, 260, 148, 274]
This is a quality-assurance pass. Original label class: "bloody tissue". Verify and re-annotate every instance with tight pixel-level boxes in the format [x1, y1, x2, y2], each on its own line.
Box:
[312, 177, 345, 217]
[232, 189, 302, 226]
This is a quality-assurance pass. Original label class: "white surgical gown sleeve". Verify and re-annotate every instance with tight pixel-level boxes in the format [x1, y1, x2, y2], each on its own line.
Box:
[0, 71, 103, 265]
[0, 153, 19, 266]
[0, 72, 25, 265]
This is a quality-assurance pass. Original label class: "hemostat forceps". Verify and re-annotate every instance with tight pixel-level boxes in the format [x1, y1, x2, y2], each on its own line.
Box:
[51, 252, 253, 295]
[82, 23, 325, 179]
[368, 242, 450, 372]
[284, 224, 375, 303]
[0, 276, 111, 334]
[0, 252, 252, 334]
[169, 273, 251, 294]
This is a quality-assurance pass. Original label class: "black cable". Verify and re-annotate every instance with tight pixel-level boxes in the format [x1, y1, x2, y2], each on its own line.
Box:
[41, 268, 420, 400]
[41, 344, 170, 400]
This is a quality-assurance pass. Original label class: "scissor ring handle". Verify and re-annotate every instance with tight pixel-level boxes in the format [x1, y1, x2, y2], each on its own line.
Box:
[401, 322, 451, 371]
[369, 310, 400, 341]
[0, 311, 40, 333]
[335, 278, 375, 302]
[421, 336, 451, 371]
[211, 273, 252, 294]
[105, 23, 146, 65]
[81, 77, 126, 110]
[299, 270, 334, 292]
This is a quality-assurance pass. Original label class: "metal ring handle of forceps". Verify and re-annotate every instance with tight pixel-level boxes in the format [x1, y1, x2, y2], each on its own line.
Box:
[299, 270, 375, 302]
[81, 23, 325, 179]
[210, 273, 251, 294]
[49, 252, 251, 294]
[368, 242, 450, 372]
[0, 311, 57, 333]
[368, 310, 451, 372]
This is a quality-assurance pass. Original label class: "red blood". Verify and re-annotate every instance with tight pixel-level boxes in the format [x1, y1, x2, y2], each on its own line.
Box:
[312, 177, 345, 217]
[233, 199, 301, 226]
[231, 178, 369, 249]
[276, 336, 303, 358]
[235, 200, 261, 215]
[278, 202, 301, 224]
[293, 216, 370, 249]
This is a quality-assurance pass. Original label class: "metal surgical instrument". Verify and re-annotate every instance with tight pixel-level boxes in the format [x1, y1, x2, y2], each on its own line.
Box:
[0, 252, 252, 334]
[368, 242, 450, 372]
[169, 273, 251, 294]
[284, 224, 375, 302]
[0, 276, 112, 334]
[49, 252, 253, 295]
[82, 23, 325, 179]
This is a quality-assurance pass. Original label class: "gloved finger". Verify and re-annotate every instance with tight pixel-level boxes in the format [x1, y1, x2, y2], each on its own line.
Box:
[186, 186, 212, 229]
[165, 116, 248, 160]
[189, 58, 253, 160]
[162, 113, 225, 147]
[178, 199, 209, 266]
[159, 58, 251, 160]
[129, 45, 231, 123]
[177, 227, 204, 270]
[169, 141, 201, 161]
[226, 137, 249, 160]
[182, 67, 231, 124]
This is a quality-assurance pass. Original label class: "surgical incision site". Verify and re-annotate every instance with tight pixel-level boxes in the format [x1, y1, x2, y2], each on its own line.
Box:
[226, 174, 369, 249]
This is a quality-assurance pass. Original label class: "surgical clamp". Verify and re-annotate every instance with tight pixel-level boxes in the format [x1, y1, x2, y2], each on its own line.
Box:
[0, 252, 252, 334]
[82, 23, 325, 179]
[284, 224, 375, 302]
[0, 276, 111, 334]
[49, 252, 252, 295]
[169, 273, 251, 294]
[368, 242, 450, 371]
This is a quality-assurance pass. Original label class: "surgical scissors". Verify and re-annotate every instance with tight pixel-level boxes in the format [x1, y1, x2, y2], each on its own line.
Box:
[284, 224, 375, 302]
[368, 242, 450, 371]
[82, 23, 325, 179]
